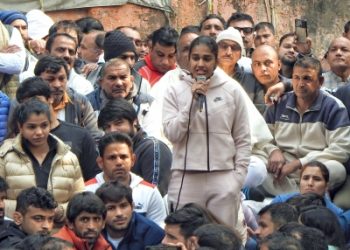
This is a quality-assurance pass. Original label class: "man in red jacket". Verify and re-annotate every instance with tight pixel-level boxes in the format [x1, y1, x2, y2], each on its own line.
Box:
[134, 26, 178, 86]
[54, 192, 112, 250]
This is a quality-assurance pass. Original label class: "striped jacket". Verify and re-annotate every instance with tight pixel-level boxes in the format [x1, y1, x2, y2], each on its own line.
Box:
[262, 91, 350, 166]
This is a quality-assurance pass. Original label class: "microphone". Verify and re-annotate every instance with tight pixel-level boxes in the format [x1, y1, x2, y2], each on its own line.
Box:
[196, 75, 206, 112]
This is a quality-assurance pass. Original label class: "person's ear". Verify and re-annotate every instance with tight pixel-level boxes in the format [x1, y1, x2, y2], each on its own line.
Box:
[17, 122, 22, 134]
[130, 74, 134, 83]
[67, 220, 75, 231]
[13, 211, 23, 226]
[319, 76, 324, 86]
[131, 153, 136, 168]
[96, 156, 104, 170]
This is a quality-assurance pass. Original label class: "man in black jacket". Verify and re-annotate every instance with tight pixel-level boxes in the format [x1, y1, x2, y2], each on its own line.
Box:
[0, 187, 57, 248]
[97, 98, 172, 196]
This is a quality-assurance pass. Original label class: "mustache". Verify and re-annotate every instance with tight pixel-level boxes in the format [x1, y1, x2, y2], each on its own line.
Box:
[83, 229, 98, 237]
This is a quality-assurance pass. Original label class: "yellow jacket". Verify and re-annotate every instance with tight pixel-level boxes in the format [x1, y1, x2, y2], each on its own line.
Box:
[0, 134, 84, 217]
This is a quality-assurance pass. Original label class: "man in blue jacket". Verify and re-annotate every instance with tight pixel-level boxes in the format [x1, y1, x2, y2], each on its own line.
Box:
[96, 180, 164, 250]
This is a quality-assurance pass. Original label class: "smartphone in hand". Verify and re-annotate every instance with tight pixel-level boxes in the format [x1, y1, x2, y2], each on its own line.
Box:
[295, 19, 308, 43]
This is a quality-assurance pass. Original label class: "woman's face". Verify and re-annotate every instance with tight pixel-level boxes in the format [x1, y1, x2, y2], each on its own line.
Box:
[300, 166, 328, 196]
[189, 43, 217, 79]
[19, 113, 50, 148]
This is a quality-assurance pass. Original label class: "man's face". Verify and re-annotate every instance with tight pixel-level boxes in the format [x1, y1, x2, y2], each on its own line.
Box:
[139, 40, 149, 60]
[11, 19, 28, 42]
[278, 35, 298, 66]
[218, 39, 242, 69]
[292, 66, 322, 102]
[103, 118, 136, 138]
[252, 46, 281, 89]
[119, 51, 136, 68]
[100, 64, 134, 99]
[0, 191, 6, 223]
[79, 33, 101, 63]
[256, 212, 275, 239]
[228, 20, 254, 49]
[200, 18, 224, 38]
[15, 206, 55, 236]
[19, 113, 50, 148]
[254, 27, 275, 47]
[48, 36, 77, 71]
[97, 142, 136, 183]
[162, 224, 187, 246]
[300, 166, 328, 196]
[39, 67, 68, 106]
[327, 37, 350, 72]
[176, 33, 199, 70]
[69, 212, 105, 246]
[105, 198, 133, 235]
[150, 43, 176, 73]
[119, 27, 142, 57]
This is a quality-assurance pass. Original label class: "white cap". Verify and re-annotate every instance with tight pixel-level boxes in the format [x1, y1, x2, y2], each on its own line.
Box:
[26, 9, 54, 40]
[216, 27, 244, 55]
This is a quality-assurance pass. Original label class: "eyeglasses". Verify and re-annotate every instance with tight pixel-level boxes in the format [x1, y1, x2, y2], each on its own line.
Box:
[234, 27, 254, 34]
[218, 42, 241, 51]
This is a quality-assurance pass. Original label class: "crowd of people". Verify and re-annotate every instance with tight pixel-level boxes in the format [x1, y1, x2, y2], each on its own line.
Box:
[0, 7, 349, 250]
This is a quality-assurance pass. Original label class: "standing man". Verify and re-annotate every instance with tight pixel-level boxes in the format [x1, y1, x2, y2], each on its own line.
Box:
[227, 12, 255, 58]
[54, 192, 111, 250]
[323, 36, 350, 91]
[278, 33, 298, 79]
[199, 14, 225, 39]
[254, 22, 276, 48]
[96, 181, 164, 249]
[45, 33, 93, 95]
[117, 26, 143, 58]
[135, 26, 178, 86]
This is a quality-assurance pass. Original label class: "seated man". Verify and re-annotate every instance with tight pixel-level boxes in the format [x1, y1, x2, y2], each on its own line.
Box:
[161, 204, 216, 249]
[97, 99, 172, 196]
[85, 132, 166, 226]
[86, 58, 155, 137]
[0, 187, 57, 248]
[96, 180, 164, 249]
[260, 56, 350, 196]
[54, 192, 111, 250]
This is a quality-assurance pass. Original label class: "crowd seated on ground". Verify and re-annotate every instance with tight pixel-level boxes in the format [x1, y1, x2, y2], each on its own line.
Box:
[0, 7, 349, 249]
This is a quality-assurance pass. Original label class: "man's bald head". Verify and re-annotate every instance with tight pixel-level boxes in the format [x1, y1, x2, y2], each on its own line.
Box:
[251, 45, 281, 90]
[327, 37, 350, 75]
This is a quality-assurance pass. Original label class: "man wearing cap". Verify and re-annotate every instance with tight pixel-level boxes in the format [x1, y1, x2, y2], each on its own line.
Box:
[103, 29, 151, 95]
[217, 27, 265, 114]
[0, 16, 25, 99]
[216, 27, 271, 199]
[0, 10, 39, 83]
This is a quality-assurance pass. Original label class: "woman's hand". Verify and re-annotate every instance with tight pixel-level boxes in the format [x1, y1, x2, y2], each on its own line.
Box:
[191, 78, 210, 98]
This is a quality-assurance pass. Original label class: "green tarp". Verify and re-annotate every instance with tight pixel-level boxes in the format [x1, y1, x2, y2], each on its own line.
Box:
[0, 0, 172, 13]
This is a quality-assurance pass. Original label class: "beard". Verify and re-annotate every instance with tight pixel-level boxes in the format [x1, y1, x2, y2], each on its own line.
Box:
[281, 56, 296, 67]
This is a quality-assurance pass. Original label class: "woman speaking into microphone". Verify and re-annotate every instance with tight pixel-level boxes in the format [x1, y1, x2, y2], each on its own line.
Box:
[162, 35, 251, 228]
